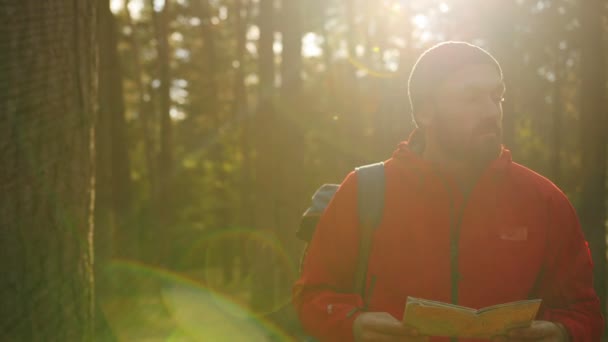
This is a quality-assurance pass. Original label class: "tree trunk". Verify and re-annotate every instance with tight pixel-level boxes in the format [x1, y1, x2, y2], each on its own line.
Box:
[125, 0, 156, 196]
[250, 0, 279, 313]
[0, 1, 97, 340]
[280, 0, 302, 96]
[97, 0, 132, 253]
[151, 0, 173, 223]
[258, 0, 275, 103]
[550, 59, 563, 186]
[235, 0, 252, 278]
[579, 0, 607, 317]
[195, 0, 219, 117]
[387, 0, 414, 148]
[234, 0, 249, 122]
[194, 0, 233, 283]
[345, 0, 357, 59]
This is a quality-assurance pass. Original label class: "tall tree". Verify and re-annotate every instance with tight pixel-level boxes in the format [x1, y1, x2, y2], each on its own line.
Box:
[280, 0, 303, 95]
[251, 0, 279, 313]
[151, 0, 173, 222]
[550, 57, 564, 186]
[194, 0, 219, 116]
[258, 0, 275, 103]
[125, 0, 156, 195]
[579, 0, 607, 315]
[97, 0, 133, 258]
[0, 0, 97, 340]
[235, 0, 252, 278]
[194, 0, 234, 283]
[384, 0, 414, 152]
[345, 0, 357, 59]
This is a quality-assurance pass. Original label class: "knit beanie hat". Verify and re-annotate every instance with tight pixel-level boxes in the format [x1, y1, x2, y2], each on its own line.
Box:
[407, 41, 503, 126]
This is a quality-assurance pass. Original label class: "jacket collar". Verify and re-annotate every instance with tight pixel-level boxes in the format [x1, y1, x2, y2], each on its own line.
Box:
[392, 128, 512, 184]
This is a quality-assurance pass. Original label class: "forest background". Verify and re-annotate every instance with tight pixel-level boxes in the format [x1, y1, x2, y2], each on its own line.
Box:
[1, 0, 607, 340]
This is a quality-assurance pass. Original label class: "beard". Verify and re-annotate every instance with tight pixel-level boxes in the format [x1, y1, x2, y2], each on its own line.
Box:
[435, 117, 503, 166]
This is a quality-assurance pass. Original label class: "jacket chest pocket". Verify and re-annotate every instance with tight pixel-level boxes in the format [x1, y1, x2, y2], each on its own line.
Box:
[491, 224, 544, 278]
[498, 225, 529, 242]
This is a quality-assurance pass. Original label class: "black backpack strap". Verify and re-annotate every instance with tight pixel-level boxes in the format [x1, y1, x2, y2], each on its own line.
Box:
[353, 162, 385, 302]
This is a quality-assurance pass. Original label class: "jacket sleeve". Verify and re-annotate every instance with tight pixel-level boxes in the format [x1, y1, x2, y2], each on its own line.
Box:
[293, 172, 364, 341]
[537, 189, 605, 341]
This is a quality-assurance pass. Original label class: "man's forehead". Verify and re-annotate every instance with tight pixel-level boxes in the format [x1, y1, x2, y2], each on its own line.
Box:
[440, 64, 504, 92]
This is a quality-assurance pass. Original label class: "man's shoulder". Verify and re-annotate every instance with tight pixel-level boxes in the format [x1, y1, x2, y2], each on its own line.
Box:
[507, 162, 567, 201]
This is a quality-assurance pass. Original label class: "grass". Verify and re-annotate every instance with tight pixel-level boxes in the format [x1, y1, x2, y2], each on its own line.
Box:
[96, 265, 295, 341]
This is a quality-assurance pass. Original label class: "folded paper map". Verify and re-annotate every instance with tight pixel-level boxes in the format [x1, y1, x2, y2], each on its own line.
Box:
[402, 297, 542, 339]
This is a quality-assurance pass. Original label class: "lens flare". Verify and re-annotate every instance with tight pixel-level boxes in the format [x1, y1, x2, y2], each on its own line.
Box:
[347, 55, 397, 79]
[99, 259, 292, 341]
[172, 228, 298, 316]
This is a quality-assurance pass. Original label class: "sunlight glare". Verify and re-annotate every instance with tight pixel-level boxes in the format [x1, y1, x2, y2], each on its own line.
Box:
[356, 69, 368, 78]
[170, 108, 186, 121]
[128, 0, 144, 20]
[170, 32, 184, 43]
[245, 74, 259, 86]
[174, 79, 188, 88]
[439, 2, 450, 13]
[175, 48, 191, 61]
[219, 6, 228, 20]
[355, 44, 365, 57]
[110, 0, 123, 14]
[302, 33, 323, 58]
[273, 32, 283, 55]
[334, 41, 349, 59]
[246, 25, 260, 41]
[153, 0, 165, 12]
[536, 1, 545, 11]
[420, 31, 432, 42]
[413, 14, 429, 29]
[171, 86, 188, 104]
[246, 42, 257, 56]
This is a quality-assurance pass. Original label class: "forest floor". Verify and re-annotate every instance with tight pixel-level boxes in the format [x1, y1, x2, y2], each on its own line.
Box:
[96, 266, 293, 341]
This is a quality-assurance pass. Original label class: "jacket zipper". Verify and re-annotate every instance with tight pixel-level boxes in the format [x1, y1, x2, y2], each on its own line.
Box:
[449, 192, 470, 306]
[438, 171, 472, 342]
[346, 274, 377, 317]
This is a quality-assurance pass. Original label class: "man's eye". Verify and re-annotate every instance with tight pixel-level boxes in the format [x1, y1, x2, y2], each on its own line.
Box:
[492, 95, 505, 104]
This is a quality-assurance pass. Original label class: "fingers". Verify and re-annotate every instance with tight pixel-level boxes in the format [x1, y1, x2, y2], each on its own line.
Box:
[507, 321, 556, 340]
[354, 312, 425, 342]
[492, 337, 527, 342]
[357, 330, 403, 341]
[365, 312, 420, 336]
[397, 335, 429, 342]
[358, 330, 427, 342]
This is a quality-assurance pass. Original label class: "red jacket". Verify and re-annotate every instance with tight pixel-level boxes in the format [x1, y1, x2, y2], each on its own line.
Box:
[293, 136, 604, 341]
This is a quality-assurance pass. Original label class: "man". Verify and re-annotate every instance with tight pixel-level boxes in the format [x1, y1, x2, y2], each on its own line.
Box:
[293, 42, 604, 341]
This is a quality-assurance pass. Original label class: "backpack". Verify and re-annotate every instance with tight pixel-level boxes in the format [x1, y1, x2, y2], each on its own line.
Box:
[296, 162, 386, 301]
[266, 162, 384, 341]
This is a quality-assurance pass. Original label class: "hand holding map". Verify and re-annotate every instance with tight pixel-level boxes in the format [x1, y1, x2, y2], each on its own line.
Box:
[402, 297, 542, 339]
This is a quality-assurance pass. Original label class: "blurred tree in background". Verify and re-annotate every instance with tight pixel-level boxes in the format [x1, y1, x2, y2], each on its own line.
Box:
[1, 0, 607, 340]
[0, 1, 97, 340]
